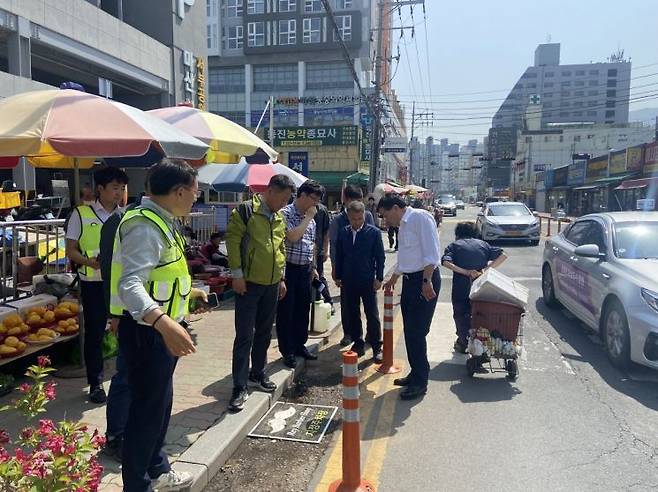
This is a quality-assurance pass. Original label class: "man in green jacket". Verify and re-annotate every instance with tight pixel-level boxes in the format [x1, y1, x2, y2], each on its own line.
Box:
[226, 174, 295, 412]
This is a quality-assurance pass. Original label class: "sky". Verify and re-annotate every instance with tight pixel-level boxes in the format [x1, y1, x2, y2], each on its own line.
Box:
[390, 0, 658, 146]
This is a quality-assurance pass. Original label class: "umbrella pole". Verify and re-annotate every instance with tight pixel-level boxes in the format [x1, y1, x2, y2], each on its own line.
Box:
[73, 157, 80, 206]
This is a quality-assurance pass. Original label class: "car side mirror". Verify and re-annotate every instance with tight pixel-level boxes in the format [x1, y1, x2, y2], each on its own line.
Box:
[532, 211, 539, 217]
[575, 244, 605, 259]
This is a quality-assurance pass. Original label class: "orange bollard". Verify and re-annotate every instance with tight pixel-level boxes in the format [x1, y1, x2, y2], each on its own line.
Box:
[557, 219, 562, 233]
[329, 352, 375, 492]
[377, 288, 400, 374]
[547, 217, 552, 237]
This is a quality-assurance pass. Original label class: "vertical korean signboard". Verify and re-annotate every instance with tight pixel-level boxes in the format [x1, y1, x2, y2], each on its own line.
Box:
[643, 141, 658, 175]
[608, 149, 627, 176]
[288, 152, 309, 177]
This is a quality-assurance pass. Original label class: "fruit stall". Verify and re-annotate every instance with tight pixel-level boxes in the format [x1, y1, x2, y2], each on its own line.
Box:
[0, 294, 80, 367]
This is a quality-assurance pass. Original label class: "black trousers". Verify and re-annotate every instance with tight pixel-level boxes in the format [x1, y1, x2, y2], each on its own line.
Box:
[233, 282, 279, 388]
[452, 293, 471, 345]
[119, 318, 177, 492]
[387, 227, 399, 249]
[400, 269, 441, 387]
[80, 280, 108, 387]
[315, 256, 333, 305]
[276, 262, 312, 356]
[343, 281, 381, 352]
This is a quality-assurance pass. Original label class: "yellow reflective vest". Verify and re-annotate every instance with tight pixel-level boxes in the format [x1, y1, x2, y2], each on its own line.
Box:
[76, 205, 103, 281]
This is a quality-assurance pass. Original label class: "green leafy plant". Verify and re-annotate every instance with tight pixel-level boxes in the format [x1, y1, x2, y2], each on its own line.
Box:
[0, 356, 104, 491]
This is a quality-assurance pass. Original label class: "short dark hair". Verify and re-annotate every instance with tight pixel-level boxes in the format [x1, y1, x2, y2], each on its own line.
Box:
[343, 185, 363, 201]
[147, 159, 198, 196]
[268, 174, 296, 194]
[455, 221, 477, 239]
[377, 193, 406, 211]
[210, 232, 223, 241]
[298, 179, 324, 199]
[94, 166, 128, 188]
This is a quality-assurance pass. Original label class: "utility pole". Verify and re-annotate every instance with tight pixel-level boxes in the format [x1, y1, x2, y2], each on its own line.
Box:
[408, 101, 415, 184]
[269, 95, 274, 148]
[369, 0, 385, 192]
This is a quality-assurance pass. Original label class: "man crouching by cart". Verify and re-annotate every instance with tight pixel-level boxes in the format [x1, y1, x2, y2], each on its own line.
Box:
[441, 222, 507, 359]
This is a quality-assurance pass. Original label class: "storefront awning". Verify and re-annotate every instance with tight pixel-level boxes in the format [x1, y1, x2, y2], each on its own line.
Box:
[548, 186, 570, 191]
[309, 171, 353, 190]
[594, 173, 638, 185]
[572, 185, 603, 191]
[345, 172, 369, 187]
[615, 176, 658, 191]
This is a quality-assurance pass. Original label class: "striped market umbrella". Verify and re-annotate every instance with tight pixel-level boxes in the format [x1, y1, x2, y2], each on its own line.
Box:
[147, 106, 278, 164]
[0, 89, 209, 167]
[197, 162, 306, 193]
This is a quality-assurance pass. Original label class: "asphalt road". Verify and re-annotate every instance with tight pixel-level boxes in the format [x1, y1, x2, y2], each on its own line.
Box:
[310, 207, 658, 492]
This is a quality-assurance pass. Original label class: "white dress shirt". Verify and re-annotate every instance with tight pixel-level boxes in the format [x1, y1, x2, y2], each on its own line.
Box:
[394, 207, 441, 275]
[351, 224, 364, 244]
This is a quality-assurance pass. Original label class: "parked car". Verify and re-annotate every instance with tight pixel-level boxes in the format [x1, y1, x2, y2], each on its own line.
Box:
[476, 202, 540, 245]
[438, 195, 457, 217]
[455, 200, 465, 210]
[475, 200, 483, 208]
[541, 212, 658, 369]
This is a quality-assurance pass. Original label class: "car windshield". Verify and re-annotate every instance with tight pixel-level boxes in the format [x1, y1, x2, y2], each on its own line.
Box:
[487, 204, 530, 217]
[614, 222, 658, 259]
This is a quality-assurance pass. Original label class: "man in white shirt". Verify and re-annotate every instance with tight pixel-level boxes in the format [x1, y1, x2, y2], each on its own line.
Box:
[380, 194, 441, 400]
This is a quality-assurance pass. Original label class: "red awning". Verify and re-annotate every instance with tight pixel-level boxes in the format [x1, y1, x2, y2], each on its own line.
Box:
[615, 177, 658, 191]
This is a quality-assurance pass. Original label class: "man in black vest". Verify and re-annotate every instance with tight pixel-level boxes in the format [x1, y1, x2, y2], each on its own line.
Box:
[335, 201, 385, 361]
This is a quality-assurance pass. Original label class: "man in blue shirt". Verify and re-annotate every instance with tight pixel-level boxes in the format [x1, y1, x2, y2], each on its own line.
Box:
[335, 201, 385, 361]
[329, 185, 375, 346]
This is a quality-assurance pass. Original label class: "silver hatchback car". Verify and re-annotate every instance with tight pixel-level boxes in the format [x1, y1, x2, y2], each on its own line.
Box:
[541, 212, 658, 369]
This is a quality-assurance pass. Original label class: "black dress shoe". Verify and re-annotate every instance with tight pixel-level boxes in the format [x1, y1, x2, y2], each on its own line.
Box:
[296, 347, 318, 360]
[284, 355, 297, 368]
[350, 343, 365, 357]
[400, 385, 427, 400]
[393, 376, 411, 387]
[89, 386, 107, 404]
[340, 336, 352, 347]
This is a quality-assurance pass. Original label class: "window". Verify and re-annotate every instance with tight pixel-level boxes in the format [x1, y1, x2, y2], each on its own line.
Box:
[575, 80, 585, 87]
[608, 68, 618, 77]
[561, 90, 570, 97]
[559, 111, 570, 117]
[207, 0, 218, 17]
[573, 111, 583, 117]
[544, 82, 554, 88]
[561, 81, 571, 87]
[227, 25, 243, 48]
[566, 221, 594, 246]
[247, 21, 265, 46]
[226, 0, 243, 16]
[515, 84, 524, 89]
[606, 90, 616, 98]
[587, 110, 597, 116]
[587, 100, 597, 107]
[524, 72, 538, 78]
[207, 24, 218, 49]
[544, 111, 553, 117]
[607, 79, 617, 87]
[562, 70, 572, 76]
[304, 0, 321, 12]
[544, 102, 553, 108]
[335, 0, 352, 8]
[306, 61, 353, 88]
[573, 101, 583, 108]
[278, 19, 296, 45]
[559, 135, 564, 142]
[525, 136, 532, 143]
[588, 90, 598, 96]
[334, 15, 351, 41]
[575, 91, 584, 97]
[588, 80, 599, 86]
[544, 92, 553, 98]
[574, 135, 581, 142]
[278, 0, 296, 12]
[544, 136, 551, 142]
[527, 83, 536, 88]
[209, 66, 245, 93]
[576, 70, 585, 76]
[303, 18, 321, 43]
[560, 101, 570, 107]
[589, 69, 599, 76]
[253, 64, 298, 91]
[545, 71, 554, 77]
[605, 110, 615, 118]
[247, 0, 264, 14]
[606, 100, 616, 108]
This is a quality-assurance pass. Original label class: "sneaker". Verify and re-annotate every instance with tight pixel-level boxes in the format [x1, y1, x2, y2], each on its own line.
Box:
[350, 343, 365, 357]
[248, 373, 277, 393]
[102, 435, 123, 462]
[228, 387, 249, 412]
[340, 336, 352, 347]
[89, 386, 107, 404]
[151, 469, 193, 491]
[283, 354, 298, 368]
[372, 350, 384, 364]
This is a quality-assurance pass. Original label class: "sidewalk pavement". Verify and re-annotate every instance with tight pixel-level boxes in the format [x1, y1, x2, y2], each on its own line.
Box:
[0, 243, 397, 492]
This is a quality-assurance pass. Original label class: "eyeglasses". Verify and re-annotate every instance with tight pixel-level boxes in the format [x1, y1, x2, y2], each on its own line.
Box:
[180, 186, 201, 198]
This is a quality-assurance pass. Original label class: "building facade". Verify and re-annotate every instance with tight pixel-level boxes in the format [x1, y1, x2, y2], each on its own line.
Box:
[0, 0, 207, 108]
[207, 0, 376, 201]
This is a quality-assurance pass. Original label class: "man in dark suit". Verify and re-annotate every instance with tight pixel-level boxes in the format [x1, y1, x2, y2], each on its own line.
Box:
[335, 201, 385, 362]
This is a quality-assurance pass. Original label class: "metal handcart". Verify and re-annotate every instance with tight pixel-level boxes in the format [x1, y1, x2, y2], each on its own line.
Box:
[466, 300, 524, 380]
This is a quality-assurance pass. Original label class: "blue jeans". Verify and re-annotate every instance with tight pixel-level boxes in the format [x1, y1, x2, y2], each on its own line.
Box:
[106, 346, 130, 439]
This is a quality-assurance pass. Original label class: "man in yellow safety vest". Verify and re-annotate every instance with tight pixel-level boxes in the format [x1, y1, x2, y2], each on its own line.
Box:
[109, 158, 205, 492]
[65, 166, 128, 404]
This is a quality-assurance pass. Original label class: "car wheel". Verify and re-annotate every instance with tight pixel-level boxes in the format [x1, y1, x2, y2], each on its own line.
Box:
[530, 240, 540, 246]
[603, 300, 631, 368]
[542, 264, 559, 308]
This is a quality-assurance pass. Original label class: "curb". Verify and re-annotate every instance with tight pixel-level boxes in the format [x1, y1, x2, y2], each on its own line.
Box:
[174, 339, 325, 492]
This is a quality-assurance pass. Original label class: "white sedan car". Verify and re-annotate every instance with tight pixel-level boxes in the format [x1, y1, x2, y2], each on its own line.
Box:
[476, 202, 541, 245]
[541, 212, 658, 369]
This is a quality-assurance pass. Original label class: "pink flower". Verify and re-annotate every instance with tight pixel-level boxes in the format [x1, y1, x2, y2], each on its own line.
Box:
[37, 419, 55, 436]
[0, 429, 9, 444]
[45, 434, 65, 455]
[90, 431, 106, 449]
[0, 447, 9, 463]
[44, 382, 57, 401]
[20, 427, 34, 440]
[19, 383, 30, 393]
[37, 355, 51, 368]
